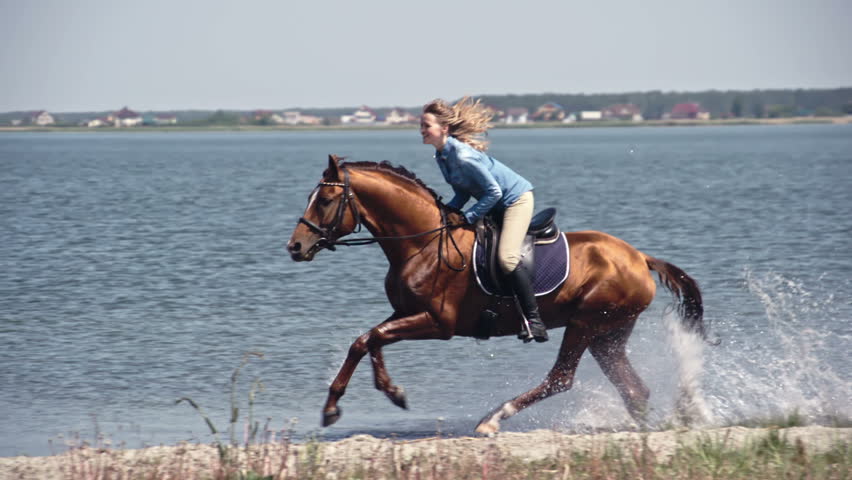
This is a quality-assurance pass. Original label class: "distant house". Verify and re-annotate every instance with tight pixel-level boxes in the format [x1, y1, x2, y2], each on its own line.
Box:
[385, 108, 417, 125]
[115, 107, 143, 127]
[602, 104, 643, 122]
[669, 103, 710, 120]
[282, 111, 323, 125]
[578, 111, 603, 121]
[341, 106, 377, 124]
[302, 115, 323, 125]
[30, 111, 55, 126]
[504, 107, 529, 124]
[484, 104, 505, 123]
[280, 110, 319, 125]
[154, 114, 178, 125]
[282, 111, 301, 125]
[250, 110, 285, 124]
[83, 117, 110, 128]
[252, 109, 273, 121]
[531, 102, 566, 122]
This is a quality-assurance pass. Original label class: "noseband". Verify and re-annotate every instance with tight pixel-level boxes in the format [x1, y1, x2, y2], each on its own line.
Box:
[298, 168, 362, 252]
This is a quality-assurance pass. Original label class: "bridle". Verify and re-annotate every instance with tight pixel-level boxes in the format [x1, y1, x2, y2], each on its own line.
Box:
[297, 167, 467, 271]
[298, 168, 361, 252]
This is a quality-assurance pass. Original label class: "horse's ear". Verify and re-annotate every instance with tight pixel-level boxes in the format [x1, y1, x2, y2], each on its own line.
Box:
[327, 154, 341, 179]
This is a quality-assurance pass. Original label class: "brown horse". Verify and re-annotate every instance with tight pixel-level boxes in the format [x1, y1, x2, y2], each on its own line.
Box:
[287, 155, 706, 434]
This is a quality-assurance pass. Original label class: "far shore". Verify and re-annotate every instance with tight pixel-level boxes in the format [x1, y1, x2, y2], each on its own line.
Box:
[1, 115, 850, 133]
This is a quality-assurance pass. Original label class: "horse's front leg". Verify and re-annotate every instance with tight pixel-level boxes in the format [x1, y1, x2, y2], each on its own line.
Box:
[370, 348, 407, 409]
[322, 311, 448, 427]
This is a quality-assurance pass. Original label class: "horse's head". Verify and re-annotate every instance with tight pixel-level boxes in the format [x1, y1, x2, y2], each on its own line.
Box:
[288, 155, 361, 261]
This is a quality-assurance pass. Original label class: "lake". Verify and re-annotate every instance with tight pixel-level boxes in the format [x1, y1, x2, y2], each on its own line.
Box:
[1, 124, 850, 456]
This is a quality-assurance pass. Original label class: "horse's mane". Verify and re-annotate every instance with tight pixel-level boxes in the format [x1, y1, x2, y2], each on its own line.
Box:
[338, 160, 446, 205]
[324, 160, 465, 223]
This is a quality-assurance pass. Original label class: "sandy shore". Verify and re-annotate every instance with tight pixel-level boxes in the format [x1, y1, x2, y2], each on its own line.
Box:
[1, 426, 848, 479]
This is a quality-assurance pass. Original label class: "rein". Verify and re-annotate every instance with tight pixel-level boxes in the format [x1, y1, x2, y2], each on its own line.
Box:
[299, 168, 467, 272]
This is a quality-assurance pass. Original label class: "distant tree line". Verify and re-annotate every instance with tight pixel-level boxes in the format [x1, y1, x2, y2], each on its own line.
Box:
[189, 88, 848, 124]
[2, 88, 850, 126]
[477, 88, 852, 119]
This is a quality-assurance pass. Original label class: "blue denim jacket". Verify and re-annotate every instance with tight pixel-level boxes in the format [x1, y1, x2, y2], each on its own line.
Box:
[436, 136, 533, 224]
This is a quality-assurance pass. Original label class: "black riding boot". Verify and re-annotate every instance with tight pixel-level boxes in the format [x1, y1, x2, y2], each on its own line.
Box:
[509, 267, 548, 343]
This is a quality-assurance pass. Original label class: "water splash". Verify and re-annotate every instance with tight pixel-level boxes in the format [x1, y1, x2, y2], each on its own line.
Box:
[664, 309, 713, 427]
[704, 268, 850, 425]
[567, 380, 634, 432]
[547, 268, 849, 433]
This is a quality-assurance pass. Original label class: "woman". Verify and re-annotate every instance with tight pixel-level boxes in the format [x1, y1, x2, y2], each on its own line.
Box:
[420, 97, 547, 343]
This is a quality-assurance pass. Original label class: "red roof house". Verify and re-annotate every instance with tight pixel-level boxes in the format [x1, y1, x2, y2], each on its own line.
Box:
[114, 106, 143, 127]
[531, 102, 566, 122]
[116, 107, 140, 119]
[670, 103, 709, 120]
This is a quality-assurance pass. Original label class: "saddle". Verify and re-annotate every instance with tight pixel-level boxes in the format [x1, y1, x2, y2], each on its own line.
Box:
[473, 207, 567, 297]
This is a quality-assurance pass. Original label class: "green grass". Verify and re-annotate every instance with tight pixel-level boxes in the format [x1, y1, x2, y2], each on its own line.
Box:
[49, 426, 849, 480]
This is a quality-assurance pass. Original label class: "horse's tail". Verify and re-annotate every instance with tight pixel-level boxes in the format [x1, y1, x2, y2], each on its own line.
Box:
[645, 255, 712, 343]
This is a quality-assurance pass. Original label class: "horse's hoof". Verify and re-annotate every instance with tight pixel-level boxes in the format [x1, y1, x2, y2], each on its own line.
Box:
[474, 421, 499, 435]
[387, 386, 408, 410]
[322, 407, 341, 427]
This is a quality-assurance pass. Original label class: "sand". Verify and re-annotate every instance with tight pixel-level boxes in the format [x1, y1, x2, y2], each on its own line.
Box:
[1, 426, 848, 479]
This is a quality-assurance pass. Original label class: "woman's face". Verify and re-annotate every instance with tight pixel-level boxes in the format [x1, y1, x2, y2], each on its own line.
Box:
[420, 113, 448, 149]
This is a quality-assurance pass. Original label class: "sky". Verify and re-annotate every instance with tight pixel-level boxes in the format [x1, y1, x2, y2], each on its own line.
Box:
[1, 0, 850, 113]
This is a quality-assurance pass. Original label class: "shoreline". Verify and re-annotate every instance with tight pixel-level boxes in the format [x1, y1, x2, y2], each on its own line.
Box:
[1, 426, 848, 479]
[1, 116, 850, 133]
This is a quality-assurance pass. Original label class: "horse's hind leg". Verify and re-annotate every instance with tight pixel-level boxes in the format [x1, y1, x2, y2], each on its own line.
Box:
[588, 320, 650, 424]
[475, 330, 591, 434]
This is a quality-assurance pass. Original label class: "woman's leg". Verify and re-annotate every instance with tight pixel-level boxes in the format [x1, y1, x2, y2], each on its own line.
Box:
[498, 191, 534, 273]
[498, 192, 548, 342]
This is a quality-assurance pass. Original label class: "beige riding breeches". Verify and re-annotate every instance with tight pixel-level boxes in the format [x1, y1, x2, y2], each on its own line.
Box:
[497, 190, 534, 273]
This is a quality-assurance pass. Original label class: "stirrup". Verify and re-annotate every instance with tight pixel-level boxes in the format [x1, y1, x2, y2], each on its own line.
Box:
[518, 324, 534, 343]
[518, 318, 550, 343]
[517, 318, 548, 343]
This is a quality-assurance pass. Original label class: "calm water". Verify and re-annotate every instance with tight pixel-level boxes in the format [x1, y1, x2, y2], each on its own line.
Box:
[1, 125, 850, 456]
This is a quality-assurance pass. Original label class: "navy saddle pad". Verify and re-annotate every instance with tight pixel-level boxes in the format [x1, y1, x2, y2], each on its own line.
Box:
[473, 232, 570, 297]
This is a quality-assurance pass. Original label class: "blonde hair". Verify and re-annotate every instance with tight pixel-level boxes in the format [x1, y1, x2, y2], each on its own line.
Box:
[423, 96, 493, 151]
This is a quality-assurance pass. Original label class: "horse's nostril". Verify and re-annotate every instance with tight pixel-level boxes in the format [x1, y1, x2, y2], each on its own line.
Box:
[289, 242, 301, 253]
